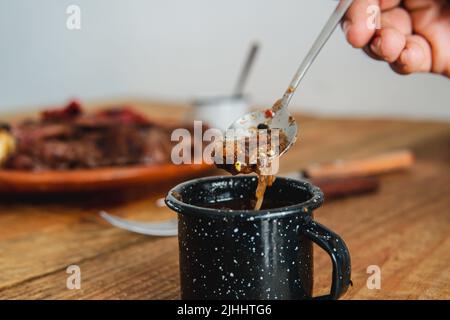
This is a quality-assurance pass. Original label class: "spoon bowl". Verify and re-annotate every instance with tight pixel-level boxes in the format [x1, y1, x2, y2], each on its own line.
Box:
[228, 107, 298, 159]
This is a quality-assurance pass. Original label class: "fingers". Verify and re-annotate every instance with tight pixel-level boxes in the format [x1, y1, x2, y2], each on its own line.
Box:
[365, 7, 412, 63]
[380, 7, 412, 35]
[342, 0, 403, 48]
[369, 28, 406, 62]
[379, 0, 402, 10]
[402, 0, 440, 11]
[391, 35, 433, 74]
[343, 0, 435, 75]
[342, 0, 379, 48]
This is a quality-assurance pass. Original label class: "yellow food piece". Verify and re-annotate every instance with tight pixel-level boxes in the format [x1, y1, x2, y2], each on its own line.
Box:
[0, 130, 16, 166]
[234, 161, 241, 172]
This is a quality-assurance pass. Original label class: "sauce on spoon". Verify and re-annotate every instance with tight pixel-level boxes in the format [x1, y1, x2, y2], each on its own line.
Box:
[214, 116, 288, 210]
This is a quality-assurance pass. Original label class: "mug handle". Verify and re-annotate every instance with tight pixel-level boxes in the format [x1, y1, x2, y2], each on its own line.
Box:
[301, 217, 352, 300]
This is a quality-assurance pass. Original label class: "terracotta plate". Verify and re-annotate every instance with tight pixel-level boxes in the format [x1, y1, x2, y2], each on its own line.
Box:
[0, 163, 213, 194]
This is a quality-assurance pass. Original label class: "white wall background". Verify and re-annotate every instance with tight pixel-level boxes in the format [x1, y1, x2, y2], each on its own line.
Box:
[0, 0, 449, 119]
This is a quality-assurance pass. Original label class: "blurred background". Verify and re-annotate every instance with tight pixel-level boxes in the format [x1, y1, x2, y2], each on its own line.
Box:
[0, 0, 449, 119]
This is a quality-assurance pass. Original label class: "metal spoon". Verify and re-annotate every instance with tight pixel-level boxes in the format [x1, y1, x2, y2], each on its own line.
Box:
[233, 42, 260, 97]
[99, 211, 178, 237]
[228, 0, 354, 158]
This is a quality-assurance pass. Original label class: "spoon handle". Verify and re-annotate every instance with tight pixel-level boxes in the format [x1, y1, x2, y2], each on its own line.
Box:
[280, 0, 354, 109]
[233, 42, 260, 97]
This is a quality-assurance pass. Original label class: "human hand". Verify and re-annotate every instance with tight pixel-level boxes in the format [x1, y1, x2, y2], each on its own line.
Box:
[342, 0, 450, 77]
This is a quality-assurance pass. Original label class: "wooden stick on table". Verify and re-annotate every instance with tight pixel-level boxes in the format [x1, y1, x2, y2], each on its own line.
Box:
[303, 150, 414, 180]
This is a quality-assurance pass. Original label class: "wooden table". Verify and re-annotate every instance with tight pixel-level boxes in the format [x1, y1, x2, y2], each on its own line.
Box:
[0, 101, 449, 300]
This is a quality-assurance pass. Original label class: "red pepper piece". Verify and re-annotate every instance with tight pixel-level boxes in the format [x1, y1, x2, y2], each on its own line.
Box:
[264, 109, 274, 118]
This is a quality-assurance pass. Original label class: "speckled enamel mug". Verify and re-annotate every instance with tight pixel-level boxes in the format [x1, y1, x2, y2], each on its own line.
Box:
[165, 176, 351, 300]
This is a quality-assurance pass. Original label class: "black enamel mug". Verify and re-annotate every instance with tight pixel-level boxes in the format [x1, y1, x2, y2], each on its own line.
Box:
[165, 176, 351, 300]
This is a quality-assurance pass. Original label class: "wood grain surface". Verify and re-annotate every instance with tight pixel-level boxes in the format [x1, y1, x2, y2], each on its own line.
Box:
[0, 100, 449, 300]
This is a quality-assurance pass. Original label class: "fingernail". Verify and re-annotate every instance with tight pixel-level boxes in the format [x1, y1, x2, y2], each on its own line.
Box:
[342, 21, 351, 37]
[370, 37, 382, 56]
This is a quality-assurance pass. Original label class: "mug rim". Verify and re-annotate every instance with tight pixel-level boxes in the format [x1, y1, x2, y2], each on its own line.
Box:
[165, 175, 324, 220]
